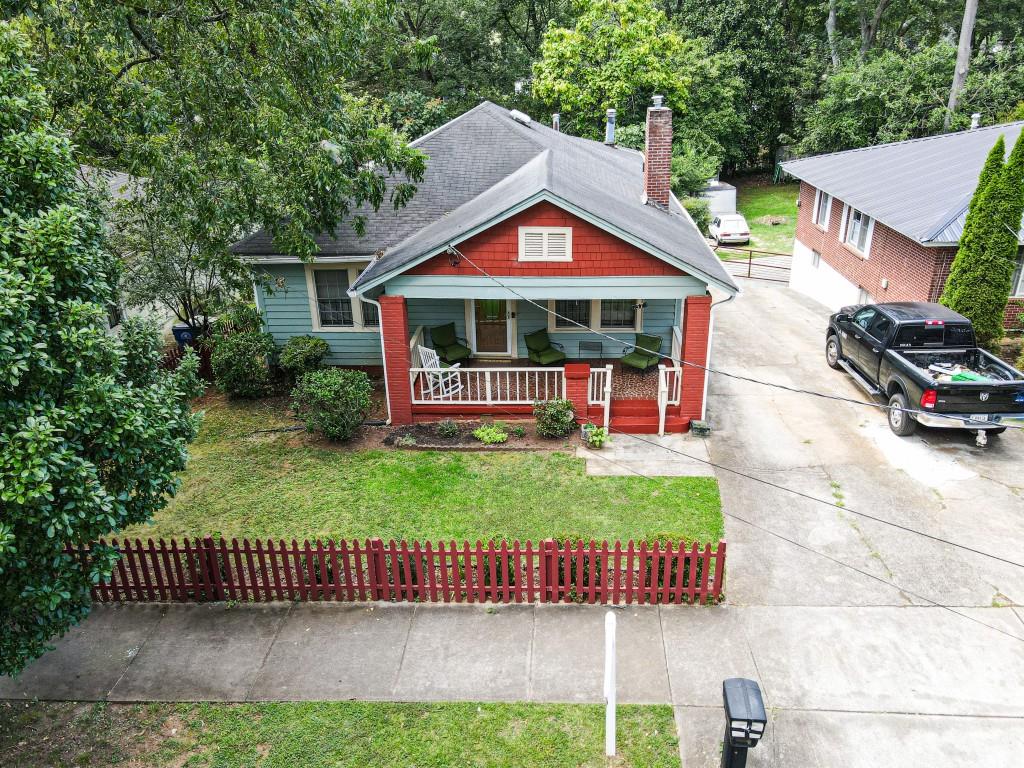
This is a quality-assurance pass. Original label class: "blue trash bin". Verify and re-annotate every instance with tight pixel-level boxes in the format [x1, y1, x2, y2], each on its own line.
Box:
[172, 323, 195, 348]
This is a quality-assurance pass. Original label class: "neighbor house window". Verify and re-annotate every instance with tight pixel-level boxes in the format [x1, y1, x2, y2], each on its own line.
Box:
[812, 191, 832, 228]
[305, 263, 376, 330]
[811, 249, 821, 268]
[842, 206, 874, 256]
[600, 299, 639, 330]
[518, 226, 572, 261]
[1012, 252, 1024, 297]
[553, 299, 590, 328]
[313, 269, 353, 326]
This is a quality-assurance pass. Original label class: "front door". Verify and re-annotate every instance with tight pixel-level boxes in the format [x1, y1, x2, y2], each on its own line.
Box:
[474, 299, 510, 355]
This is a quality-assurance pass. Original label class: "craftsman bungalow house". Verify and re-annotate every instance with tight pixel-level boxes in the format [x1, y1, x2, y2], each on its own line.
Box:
[782, 121, 1024, 330]
[233, 99, 739, 433]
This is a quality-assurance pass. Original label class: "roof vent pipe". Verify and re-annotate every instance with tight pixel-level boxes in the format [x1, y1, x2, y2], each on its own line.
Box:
[604, 108, 616, 145]
[970, 113, 981, 129]
[552, 113, 560, 132]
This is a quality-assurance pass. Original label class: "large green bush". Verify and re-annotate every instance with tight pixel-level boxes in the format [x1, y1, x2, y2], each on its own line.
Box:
[533, 398, 576, 438]
[291, 368, 372, 441]
[211, 331, 276, 398]
[279, 335, 330, 381]
[118, 317, 164, 388]
[682, 197, 712, 235]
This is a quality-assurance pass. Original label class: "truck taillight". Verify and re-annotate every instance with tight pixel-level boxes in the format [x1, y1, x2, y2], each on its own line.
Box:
[920, 389, 937, 409]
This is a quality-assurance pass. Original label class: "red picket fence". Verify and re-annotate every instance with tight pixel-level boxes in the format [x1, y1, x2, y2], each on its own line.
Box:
[67, 537, 727, 605]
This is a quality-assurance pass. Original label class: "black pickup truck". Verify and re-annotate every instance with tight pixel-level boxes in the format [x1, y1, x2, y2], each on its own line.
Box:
[825, 302, 1024, 442]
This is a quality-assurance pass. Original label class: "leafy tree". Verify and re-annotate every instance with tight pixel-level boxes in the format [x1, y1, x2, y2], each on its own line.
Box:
[10, 0, 427, 262]
[0, 22, 202, 676]
[942, 134, 1024, 345]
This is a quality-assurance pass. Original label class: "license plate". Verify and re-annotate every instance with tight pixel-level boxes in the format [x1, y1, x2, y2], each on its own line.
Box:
[968, 414, 990, 425]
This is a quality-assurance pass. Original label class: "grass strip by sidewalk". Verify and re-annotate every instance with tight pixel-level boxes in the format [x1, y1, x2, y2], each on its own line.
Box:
[0, 700, 680, 767]
[124, 395, 723, 545]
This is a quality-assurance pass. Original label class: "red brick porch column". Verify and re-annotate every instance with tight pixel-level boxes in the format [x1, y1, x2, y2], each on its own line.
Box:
[379, 294, 413, 425]
[563, 362, 591, 424]
[680, 294, 712, 423]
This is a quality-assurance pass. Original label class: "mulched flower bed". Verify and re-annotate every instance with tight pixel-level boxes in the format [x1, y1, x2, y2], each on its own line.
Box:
[381, 420, 576, 451]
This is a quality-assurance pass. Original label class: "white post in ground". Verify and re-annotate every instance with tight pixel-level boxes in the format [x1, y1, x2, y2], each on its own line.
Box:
[604, 610, 617, 757]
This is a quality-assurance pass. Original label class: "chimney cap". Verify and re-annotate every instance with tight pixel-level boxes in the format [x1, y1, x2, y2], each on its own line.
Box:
[606, 108, 617, 116]
[651, 94, 665, 108]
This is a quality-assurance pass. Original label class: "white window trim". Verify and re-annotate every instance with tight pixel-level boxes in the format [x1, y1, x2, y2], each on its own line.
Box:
[841, 205, 874, 259]
[1012, 253, 1024, 297]
[547, 299, 643, 333]
[304, 262, 378, 332]
[518, 226, 573, 262]
[812, 190, 831, 229]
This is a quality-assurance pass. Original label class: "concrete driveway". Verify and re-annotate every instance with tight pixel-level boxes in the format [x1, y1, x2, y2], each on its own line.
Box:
[687, 278, 1024, 765]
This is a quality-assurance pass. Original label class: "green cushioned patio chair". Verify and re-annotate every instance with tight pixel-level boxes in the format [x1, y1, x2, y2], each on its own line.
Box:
[620, 333, 663, 372]
[524, 328, 567, 366]
[429, 323, 472, 364]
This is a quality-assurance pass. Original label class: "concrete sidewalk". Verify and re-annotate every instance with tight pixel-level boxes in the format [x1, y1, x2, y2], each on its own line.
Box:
[3, 602, 1024, 766]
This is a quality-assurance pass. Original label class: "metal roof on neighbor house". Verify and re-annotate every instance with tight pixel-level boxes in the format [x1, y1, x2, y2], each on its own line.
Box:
[781, 121, 1024, 246]
[232, 101, 738, 294]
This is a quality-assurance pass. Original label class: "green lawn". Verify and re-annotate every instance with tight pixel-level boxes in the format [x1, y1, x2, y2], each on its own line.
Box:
[125, 394, 723, 544]
[0, 701, 681, 767]
[731, 178, 800, 254]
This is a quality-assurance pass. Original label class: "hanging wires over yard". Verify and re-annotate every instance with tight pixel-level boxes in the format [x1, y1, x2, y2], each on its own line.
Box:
[444, 244, 1024, 432]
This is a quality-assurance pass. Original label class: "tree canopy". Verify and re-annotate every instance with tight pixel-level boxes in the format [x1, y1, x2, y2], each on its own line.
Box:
[0, 21, 202, 675]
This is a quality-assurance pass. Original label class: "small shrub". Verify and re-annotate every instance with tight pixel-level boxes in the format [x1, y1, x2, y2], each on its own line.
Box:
[473, 424, 508, 444]
[396, 434, 418, 448]
[510, 425, 527, 439]
[291, 368, 372, 441]
[583, 425, 610, 448]
[211, 303, 262, 338]
[211, 331, 276, 398]
[533, 398, 576, 438]
[682, 197, 712, 235]
[436, 419, 461, 438]
[279, 335, 330, 381]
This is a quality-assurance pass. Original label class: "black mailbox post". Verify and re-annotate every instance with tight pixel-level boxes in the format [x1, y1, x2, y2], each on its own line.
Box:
[721, 678, 767, 768]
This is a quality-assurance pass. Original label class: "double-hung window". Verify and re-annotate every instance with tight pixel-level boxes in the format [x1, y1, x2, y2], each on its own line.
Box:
[600, 299, 638, 330]
[553, 299, 590, 329]
[842, 206, 874, 256]
[812, 190, 832, 229]
[1012, 251, 1024, 297]
[307, 263, 377, 330]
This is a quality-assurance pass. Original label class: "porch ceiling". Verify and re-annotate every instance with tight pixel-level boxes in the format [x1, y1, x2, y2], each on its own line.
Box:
[385, 274, 707, 300]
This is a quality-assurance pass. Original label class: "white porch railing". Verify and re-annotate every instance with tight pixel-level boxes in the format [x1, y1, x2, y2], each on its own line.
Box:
[657, 364, 683, 436]
[588, 364, 614, 427]
[409, 326, 425, 367]
[410, 366, 565, 405]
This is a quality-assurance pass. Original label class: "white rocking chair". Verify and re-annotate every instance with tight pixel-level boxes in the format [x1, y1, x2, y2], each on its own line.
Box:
[417, 345, 464, 399]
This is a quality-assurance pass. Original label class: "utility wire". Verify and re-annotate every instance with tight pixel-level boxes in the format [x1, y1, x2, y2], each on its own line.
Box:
[438, 243, 1024, 571]
[446, 245, 1024, 432]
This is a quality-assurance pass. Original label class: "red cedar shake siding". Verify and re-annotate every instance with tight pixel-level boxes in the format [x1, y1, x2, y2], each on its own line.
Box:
[796, 182, 1022, 329]
[406, 201, 688, 278]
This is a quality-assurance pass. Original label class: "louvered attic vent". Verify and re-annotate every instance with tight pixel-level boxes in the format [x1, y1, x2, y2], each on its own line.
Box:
[518, 226, 572, 262]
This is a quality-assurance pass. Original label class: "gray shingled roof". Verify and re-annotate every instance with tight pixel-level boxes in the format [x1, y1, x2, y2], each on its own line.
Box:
[233, 101, 737, 294]
[781, 121, 1024, 245]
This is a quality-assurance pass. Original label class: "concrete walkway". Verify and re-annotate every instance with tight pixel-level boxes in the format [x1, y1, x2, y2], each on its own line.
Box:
[4, 601, 1024, 766]
[575, 432, 715, 476]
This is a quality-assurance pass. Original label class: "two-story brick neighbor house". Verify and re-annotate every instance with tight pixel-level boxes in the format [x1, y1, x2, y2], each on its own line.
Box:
[781, 121, 1024, 330]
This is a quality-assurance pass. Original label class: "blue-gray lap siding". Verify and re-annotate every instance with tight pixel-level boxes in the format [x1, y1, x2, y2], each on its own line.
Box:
[257, 265, 682, 365]
[257, 264, 382, 366]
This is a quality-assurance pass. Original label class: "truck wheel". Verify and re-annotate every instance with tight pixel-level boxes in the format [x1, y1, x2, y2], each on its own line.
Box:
[887, 392, 917, 436]
[825, 335, 842, 370]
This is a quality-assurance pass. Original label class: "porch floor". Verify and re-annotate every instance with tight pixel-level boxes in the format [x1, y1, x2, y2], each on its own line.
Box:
[462, 358, 660, 400]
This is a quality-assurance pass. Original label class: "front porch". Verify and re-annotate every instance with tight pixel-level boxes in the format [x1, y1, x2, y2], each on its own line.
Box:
[378, 292, 712, 434]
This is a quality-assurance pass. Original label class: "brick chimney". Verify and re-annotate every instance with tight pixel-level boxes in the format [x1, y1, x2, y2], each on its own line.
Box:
[643, 95, 671, 209]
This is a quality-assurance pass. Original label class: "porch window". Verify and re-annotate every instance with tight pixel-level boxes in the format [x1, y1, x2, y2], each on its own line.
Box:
[313, 270, 353, 326]
[600, 299, 639, 330]
[554, 299, 590, 328]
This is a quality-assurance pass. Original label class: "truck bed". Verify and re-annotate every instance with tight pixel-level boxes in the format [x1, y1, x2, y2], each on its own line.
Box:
[894, 348, 1024, 384]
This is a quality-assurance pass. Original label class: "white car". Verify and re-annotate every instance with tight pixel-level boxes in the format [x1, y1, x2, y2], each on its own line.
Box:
[709, 214, 751, 245]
